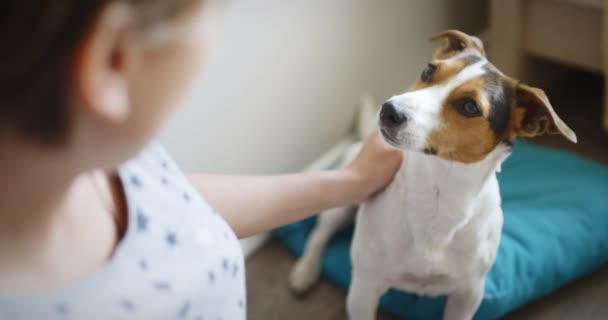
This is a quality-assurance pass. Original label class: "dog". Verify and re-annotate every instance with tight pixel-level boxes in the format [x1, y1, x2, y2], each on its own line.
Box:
[289, 30, 577, 320]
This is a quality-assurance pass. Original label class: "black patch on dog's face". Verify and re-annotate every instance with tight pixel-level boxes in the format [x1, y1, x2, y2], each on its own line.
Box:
[487, 83, 512, 138]
[482, 65, 512, 139]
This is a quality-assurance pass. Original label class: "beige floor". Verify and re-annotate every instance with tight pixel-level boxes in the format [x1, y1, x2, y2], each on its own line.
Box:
[247, 71, 608, 319]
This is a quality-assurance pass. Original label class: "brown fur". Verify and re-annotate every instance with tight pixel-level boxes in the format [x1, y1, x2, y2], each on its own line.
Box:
[431, 30, 486, 60]
[427, 77, 498, 163]
[415, 59, 468, 90]
[411, 30, 577, 164]
[506, 81, 577, 143]
[507, 103, 526, 141]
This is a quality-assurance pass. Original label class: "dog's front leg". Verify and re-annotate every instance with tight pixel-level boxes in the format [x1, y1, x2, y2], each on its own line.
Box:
[443, 279, 485, 320]
[346, 273, 387, 320]
[290, 206, 354, 294]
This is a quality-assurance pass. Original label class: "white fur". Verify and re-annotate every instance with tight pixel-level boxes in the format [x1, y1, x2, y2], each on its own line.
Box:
[347, 145, 509, 320]
[290, 59, 509, 320]
[291, 144, 510, 319]
[384, 61, 486, 151]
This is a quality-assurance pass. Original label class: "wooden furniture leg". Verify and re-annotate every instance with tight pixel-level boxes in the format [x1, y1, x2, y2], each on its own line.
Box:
[604, 6, 607, 131]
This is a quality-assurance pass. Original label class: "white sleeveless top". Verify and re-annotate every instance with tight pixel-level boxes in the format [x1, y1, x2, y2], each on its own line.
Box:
[0, 143, 246, 320]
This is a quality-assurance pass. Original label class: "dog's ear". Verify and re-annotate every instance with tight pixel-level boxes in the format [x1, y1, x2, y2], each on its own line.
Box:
[510, 83, 577, 143]
[431, 30, 485, 59]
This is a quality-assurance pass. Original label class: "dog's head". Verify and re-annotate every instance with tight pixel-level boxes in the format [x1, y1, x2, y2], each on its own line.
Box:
[379, 30, 577, 163]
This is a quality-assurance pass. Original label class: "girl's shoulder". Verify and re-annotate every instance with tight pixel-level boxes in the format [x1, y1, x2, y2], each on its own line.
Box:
[0, 142, 246, 320]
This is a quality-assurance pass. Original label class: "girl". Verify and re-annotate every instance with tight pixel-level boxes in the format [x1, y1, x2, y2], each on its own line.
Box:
[0, 1, 401, 319]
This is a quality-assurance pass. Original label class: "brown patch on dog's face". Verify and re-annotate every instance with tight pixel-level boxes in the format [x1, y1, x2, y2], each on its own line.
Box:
[416, 59, 467, 90]
[378, 30, 576, 164]
[416, 53, 484, 90]
[426, 77, 499, 163]
[423, 76, 576, 163]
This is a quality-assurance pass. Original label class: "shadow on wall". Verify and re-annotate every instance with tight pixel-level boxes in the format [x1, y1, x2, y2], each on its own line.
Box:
[161, 0, 488, 174]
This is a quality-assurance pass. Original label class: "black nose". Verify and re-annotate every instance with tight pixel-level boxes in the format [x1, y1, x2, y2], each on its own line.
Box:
[380, 101, 408, 127]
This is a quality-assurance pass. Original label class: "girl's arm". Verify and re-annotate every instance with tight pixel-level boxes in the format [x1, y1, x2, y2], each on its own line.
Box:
[189, 133, 402, 238]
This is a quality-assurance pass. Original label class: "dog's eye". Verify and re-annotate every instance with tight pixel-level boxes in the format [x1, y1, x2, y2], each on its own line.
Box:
[420, 63, 437, 83]
[453, 98, 481, 117]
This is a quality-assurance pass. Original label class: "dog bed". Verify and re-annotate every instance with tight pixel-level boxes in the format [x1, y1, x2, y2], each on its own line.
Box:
[273, 141, 608, 320]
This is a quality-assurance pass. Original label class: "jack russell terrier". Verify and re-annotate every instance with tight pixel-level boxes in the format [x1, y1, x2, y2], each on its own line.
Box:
[289, 30, 577, 320]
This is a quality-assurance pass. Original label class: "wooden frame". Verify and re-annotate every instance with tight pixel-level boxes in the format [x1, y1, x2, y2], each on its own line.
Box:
[490, 0, 606, 130]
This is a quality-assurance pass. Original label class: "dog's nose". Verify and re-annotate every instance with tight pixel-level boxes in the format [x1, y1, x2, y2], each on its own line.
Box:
[380, 101, 408, 128]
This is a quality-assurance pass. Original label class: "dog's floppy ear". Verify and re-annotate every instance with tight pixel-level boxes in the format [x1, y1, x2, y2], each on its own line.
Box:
[511, 83, 577, 143]
[431, 30, 485, 59]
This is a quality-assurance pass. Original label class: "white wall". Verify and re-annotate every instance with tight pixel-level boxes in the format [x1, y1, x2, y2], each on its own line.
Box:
[160, 0, 487, 174]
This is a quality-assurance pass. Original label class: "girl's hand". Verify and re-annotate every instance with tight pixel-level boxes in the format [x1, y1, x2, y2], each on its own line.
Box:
[344, 131, 403, 202]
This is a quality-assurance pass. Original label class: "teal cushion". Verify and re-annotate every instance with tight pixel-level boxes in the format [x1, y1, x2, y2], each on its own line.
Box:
[274, 141, 608, 319]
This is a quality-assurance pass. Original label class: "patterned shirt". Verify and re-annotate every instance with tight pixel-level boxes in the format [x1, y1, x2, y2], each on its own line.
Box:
[0, 143, 246, 320]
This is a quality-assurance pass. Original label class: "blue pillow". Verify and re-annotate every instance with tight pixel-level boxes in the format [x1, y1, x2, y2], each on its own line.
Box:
[274, 141, 608, 320]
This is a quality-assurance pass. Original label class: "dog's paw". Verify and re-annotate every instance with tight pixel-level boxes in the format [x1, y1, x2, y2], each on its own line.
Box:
[289, 258, 321, 295]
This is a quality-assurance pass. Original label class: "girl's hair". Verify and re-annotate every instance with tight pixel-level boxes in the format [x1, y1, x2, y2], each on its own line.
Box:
[0, 1, 197, 144]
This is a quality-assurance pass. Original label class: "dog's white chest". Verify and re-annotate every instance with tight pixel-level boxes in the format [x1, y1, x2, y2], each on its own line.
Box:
[351, 152, 504, 296]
